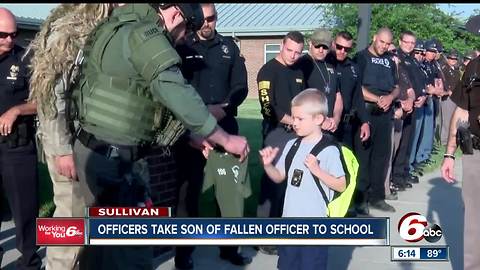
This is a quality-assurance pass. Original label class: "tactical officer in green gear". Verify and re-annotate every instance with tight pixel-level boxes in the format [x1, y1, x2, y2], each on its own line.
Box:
[70, 3, 250, 270]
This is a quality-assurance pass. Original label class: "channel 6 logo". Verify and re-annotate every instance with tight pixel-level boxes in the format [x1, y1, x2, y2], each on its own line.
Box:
[398, 212, 442, 243]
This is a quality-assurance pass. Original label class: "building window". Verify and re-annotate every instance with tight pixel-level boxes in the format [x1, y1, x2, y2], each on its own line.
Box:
[264, 43, 309, 64]
[264, 44, 280, 63]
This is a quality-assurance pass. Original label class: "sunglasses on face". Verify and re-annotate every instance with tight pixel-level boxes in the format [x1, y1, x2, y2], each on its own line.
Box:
[0, 31, 17, 39]
[314, 44, 329, 50]
[447, 57, 458, 60]
[204, 14, 217, 23]
[335, 43, 352, 53]
[414, 51, 425, 56]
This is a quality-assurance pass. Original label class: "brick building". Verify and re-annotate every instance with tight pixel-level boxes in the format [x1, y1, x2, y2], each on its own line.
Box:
[216, 3, 325, 98]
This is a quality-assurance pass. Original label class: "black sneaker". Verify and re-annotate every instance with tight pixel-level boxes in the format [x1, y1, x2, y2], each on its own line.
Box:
[220, 252, 252, 266]
[355, 202, 370, 215]
[406, 175, 419, 184]
[369, 200, 396, 212]
[174, 256, 193, 270]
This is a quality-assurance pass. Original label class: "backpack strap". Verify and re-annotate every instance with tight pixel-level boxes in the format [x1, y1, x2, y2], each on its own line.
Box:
[284, 137, 302, 179]
[284, 134, 336, 208]
[309, 135, 334, 208]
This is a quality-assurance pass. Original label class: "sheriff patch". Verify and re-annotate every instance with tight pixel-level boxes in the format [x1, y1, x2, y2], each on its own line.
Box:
[259, 81, 270, 90]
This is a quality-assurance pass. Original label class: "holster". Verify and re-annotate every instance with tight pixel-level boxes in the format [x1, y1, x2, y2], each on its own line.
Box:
[0, 122, 32, 149]
[457, 126, 474, 155]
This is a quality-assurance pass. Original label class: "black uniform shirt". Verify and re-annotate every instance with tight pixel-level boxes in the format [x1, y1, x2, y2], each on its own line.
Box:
[421, 60, 440, 86]
[0, 45, 30, 115]
[400, 50, 427, 98]
[257, 58, 305, 124]
[451, 57, 480, 137]
[326, 52, 369, 123]
[297, 54, 338, 117]
[441, 63, 461, 93]
[177, 32, 248, 117]
[354, 48, 398, 95]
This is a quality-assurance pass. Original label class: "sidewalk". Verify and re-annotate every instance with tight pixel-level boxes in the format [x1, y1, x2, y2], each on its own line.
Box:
[0, 162, 463, 270]
[154, 161, 464, 270]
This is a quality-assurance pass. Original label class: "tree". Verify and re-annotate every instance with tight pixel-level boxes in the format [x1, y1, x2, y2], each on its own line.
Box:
[318, 4, 480, 56]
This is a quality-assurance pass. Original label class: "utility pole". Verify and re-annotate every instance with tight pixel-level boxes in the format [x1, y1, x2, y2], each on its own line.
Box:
[357, 4, 372, 52]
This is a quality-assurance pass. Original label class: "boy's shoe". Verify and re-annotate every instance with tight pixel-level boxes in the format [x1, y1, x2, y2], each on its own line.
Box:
[258, 246, 278, 255]
[369, 200, 396, 212]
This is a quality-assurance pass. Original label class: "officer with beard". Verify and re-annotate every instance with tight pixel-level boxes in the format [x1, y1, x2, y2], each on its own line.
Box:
[174, 3, 250, 269]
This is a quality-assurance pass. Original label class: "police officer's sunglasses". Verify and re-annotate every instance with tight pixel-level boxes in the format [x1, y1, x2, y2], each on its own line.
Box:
[335, 43, 352, 53]
[314, 44, 329, 50]
[0, 31, 17, 39]
[204, 14, 217, 23]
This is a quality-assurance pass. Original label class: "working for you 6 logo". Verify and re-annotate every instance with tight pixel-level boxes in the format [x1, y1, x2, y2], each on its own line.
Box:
[398, 212, 443, 243]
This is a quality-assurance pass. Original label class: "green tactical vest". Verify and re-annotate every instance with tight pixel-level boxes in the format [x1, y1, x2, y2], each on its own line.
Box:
[73, 5, 183, 146]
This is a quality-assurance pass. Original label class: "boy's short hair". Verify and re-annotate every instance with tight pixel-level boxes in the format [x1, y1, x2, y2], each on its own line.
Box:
[291, 88, 328, 116]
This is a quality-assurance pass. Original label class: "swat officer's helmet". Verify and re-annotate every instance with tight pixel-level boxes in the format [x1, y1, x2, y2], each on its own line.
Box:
[156, 3, 204, 32]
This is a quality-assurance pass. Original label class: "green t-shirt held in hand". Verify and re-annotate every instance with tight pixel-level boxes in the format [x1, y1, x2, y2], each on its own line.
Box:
[203, 149, 251, 217]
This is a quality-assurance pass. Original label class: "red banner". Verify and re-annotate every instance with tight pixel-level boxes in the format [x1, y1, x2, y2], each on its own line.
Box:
[36, 218, 85, 245]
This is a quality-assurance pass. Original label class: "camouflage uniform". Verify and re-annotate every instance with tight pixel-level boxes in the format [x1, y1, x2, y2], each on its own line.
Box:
[37, 74, 79, 270]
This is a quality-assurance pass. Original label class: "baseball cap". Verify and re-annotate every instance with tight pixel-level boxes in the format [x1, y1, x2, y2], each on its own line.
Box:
[310, 28, 332, 48]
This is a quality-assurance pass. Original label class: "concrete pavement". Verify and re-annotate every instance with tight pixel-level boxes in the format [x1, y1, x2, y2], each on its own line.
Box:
[0, 161, 464, 270]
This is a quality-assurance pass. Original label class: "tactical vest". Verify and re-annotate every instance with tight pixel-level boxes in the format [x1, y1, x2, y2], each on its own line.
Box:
[72, 10, 183, 146]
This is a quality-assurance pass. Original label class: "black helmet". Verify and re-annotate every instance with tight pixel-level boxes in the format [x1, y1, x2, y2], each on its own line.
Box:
[156, 3, 204, 32]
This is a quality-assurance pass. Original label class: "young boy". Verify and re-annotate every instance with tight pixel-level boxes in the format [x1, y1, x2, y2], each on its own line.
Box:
[259, 88, 346, 270]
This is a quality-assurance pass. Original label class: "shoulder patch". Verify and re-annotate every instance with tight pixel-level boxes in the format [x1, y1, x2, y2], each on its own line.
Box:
[141, 25, 161, 41]
[259, 81, 270, 90]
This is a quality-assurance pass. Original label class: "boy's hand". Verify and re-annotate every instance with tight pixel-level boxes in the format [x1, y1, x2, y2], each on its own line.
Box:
[304, 154, 320, 174]
[259, 146, 279, 166]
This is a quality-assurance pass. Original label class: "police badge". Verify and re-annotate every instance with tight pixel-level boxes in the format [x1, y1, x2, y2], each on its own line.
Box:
[6, 65, 19, 80]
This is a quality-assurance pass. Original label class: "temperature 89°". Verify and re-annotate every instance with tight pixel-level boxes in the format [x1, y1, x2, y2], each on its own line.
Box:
[427, 249, 442, 258]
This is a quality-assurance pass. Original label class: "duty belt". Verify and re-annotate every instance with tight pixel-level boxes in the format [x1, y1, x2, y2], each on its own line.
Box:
[76, 128, 147, 162]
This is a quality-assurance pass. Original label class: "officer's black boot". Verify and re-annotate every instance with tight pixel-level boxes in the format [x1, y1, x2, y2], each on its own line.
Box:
[219, 246, 252, 266]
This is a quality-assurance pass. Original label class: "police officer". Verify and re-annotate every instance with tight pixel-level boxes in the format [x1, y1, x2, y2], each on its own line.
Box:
[26, 4, 115, 270]
[70, 4, 250, 270]
[414, 40, 444, 170]
[440, 49, 461, 146]
[0, 7, 41, 269]
[325, 31, 370, 162]
[408, 40, 429, 177]
[174, 3, 250, 268]
[353, 27, 400, 213]
[441, 16, 480, 270]
[389, 31, 421, 190]
[297, 28, 343, 132]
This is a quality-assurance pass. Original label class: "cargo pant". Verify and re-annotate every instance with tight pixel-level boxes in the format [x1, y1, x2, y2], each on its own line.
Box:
[72, 139, 152, 270]
[44, 154, 80, 270]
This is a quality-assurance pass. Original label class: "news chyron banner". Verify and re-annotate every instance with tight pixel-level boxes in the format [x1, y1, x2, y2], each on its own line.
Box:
[37, 207, 389, 246]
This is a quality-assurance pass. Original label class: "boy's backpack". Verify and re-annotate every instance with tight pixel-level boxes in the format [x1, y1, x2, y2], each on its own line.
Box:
[284, 134, 358, 217]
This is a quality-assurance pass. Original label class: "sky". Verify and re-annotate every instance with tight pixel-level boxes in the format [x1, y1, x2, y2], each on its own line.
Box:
[0, 3, 479, 20]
